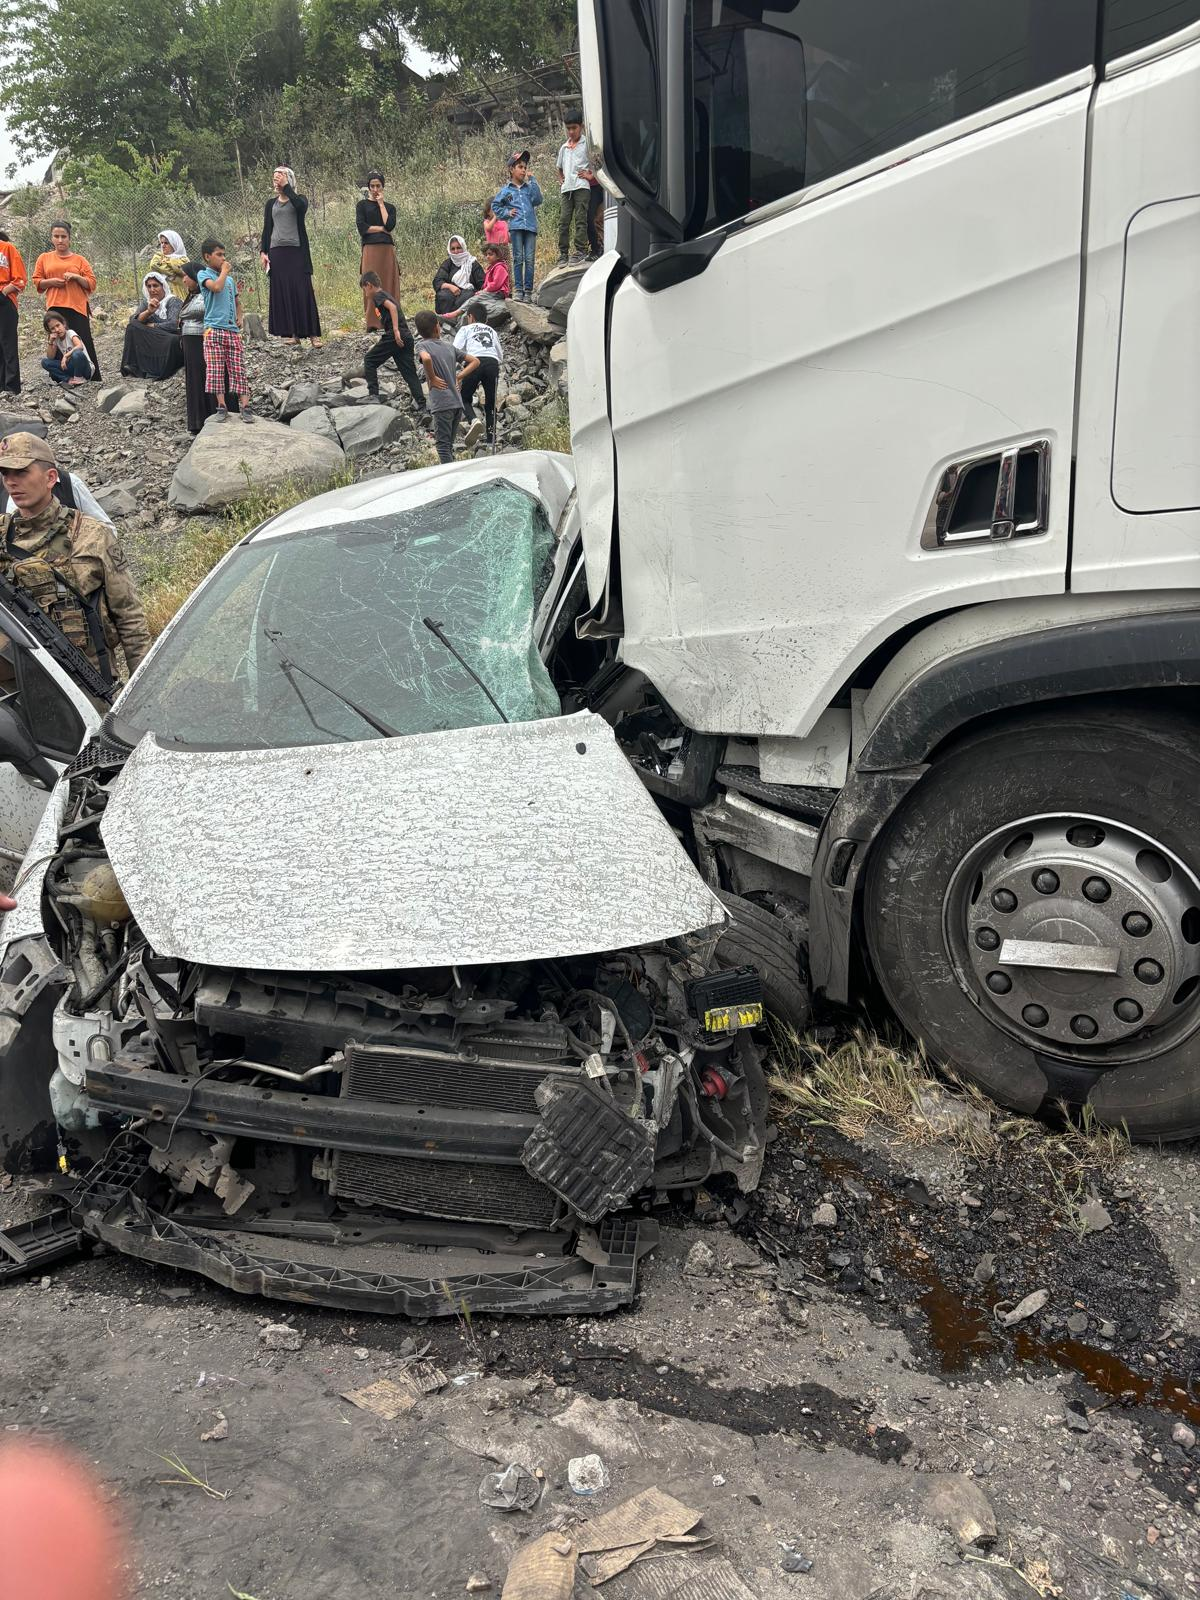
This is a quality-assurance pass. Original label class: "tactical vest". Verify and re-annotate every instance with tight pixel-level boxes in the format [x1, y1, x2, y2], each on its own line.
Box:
[0, 511, 108, 671]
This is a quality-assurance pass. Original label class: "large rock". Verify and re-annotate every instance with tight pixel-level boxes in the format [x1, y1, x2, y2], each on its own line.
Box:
[0, 413, 48, 441]
[279, 379, 320, 420]
[506, 299, 558, 344]
[290, 406, 341, 445]
[328, 404, 405, 459]
[96, 384, 134, 414]
[536, 263, 588, 316]
[110, 390, 148, 418]
[168, 416, 346, 513]
[94, 479, 142, 519]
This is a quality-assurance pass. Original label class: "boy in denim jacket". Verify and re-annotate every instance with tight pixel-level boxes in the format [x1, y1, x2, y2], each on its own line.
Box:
[491, 152, 543, 302]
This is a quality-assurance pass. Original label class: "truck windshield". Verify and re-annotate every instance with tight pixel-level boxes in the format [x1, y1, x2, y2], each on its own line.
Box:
[110, 481, 561, 751]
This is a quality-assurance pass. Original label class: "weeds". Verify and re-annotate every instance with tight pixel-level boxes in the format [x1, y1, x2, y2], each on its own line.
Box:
[156, 1452, 228, 1500]
[523, 400, 571, 455]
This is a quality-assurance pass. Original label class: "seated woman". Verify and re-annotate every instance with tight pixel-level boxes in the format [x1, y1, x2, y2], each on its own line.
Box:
[433, 236, 483, 316]
[120, 271, 184, 380]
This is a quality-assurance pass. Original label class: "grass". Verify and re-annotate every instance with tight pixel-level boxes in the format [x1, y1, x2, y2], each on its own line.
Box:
[156, 1452, 227, 1500]
[523, 400, 571, 455]
[135, 468, 353, 636]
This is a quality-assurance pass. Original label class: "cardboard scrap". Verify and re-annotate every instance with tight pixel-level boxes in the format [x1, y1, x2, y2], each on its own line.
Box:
[576, 1489, 704, 1586]
[500, 1532, 577, 1600]
[396, 1360, 448, 1395]
[625, 1555, 759, 1600]
[341, 1379, 419, 1421]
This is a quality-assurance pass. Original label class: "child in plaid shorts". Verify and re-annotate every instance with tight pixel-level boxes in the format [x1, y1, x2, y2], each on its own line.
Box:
[197, 237, 254, 423]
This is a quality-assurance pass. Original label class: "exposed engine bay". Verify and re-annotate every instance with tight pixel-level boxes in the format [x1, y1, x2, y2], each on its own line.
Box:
[34, 739, 768, 1315]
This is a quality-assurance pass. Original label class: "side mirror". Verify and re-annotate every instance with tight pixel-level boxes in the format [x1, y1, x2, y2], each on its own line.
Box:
[0, 703, 57, 788]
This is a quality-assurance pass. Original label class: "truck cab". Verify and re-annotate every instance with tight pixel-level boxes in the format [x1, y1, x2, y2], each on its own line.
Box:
[564, 0, 1200, 1137]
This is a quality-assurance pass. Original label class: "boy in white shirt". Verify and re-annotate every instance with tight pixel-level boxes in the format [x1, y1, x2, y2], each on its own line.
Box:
[453, 304, 503, 451]
[556, 111, 592, 268]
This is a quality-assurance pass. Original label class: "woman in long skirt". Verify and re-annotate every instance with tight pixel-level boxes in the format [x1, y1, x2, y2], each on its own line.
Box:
[120, 272, 184, 380]
[260, 166, 322, 347]
[179, 264, 239, 432]
[357, 171, 400, 330]
[32, 220, 101, 379]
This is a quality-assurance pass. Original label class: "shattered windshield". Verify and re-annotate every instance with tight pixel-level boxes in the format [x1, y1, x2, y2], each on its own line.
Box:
[112, 481, 561, 750]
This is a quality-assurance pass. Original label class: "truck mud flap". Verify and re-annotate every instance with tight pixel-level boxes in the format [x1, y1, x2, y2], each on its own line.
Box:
[64, 1141, 658, 1317]
[0, 1204, 83, 1280]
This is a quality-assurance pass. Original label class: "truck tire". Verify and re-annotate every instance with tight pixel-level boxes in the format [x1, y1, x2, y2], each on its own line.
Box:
[863, 703, 1200, 1140]
[715, 890, 810, 1031]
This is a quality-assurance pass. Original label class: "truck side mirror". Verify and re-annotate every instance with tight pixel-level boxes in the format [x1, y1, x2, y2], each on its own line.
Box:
[0, 702, 58, 788]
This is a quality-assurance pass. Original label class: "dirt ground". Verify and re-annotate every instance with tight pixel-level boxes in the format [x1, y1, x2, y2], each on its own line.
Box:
[2, 1097, 1197, 1600]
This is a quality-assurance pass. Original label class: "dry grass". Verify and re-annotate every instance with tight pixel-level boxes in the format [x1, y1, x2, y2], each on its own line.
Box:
[769, 1024, 997, 1159]
[523, 400, 571, 455]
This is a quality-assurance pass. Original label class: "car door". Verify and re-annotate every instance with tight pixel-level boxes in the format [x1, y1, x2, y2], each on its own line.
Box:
[0, 601, 102, 893]
[584, 0, 1098, 740]
[1071, 3, 1200, 592]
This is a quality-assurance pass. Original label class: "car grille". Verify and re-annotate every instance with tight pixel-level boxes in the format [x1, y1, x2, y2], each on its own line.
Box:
[343, 1042, 572, 1117]
[331, 1151, 560, 1229]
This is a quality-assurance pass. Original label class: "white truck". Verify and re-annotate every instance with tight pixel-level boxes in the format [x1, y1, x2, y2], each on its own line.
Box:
[561, 0, 1200, 1139]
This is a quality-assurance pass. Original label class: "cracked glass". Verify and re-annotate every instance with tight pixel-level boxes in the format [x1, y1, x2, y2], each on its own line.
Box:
[112, 481, 561, 750]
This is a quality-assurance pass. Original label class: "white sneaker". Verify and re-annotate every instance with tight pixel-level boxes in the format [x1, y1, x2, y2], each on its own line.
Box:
[462, 419, 485, 450]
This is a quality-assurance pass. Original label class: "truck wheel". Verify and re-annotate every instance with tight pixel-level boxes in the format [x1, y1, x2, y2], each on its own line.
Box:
[864, 704, 1200, 1140]
[715, 890, 810, 1030]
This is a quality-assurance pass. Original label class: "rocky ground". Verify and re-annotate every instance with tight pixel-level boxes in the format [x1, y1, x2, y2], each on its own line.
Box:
[1, 1084, 1197, 1600]
[1, 288, 569, 591]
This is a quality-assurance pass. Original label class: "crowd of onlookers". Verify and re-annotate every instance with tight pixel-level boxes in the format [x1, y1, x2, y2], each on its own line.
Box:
[0, 114, 603, 462]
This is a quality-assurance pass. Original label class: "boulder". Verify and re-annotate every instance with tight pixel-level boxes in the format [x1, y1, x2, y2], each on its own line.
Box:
[110, 390, 148, 418]
[0, 413, 48, 440]
[279, 379, 320, 420]
[96, 384, 134, 414]
[168, 416, 346, 513]
[50, 394, 77, 419]
[506, 299, 558, 344]
[536, 263, 588, 317]
[328, 404, 405, 459]
[290, 406, 341, 445]
[549, 339, 568, 396]
[94, 479, 141, 520]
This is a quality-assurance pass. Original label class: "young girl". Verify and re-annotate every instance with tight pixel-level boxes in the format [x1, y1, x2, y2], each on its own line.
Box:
[32, 221, 101, 379]
[483, 200, 510, 249]
[41, 310, 94, 386]
[482, 243, 510, 300]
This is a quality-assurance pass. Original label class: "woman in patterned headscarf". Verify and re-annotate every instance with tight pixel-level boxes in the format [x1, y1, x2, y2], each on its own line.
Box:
[259, 165, 322, 348]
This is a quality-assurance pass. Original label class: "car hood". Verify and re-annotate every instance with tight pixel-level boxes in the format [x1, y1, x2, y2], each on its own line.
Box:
[99, 712, 725, 971]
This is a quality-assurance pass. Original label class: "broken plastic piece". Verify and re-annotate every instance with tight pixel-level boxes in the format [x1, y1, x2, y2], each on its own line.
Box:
[522, 1078, 656, 1223]
[479, 1462, 542, 1512]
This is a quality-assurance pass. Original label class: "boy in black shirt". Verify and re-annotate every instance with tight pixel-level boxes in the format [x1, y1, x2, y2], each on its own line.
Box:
[359, 271, 426, 412]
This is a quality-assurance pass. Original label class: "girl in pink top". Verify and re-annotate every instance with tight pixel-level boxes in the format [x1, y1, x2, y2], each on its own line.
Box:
[482, 244, 510, 298]
[483, 201, 510, 246]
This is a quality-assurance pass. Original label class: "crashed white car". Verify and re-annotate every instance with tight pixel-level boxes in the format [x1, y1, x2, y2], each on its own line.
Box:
[0, 455, 795, 1315]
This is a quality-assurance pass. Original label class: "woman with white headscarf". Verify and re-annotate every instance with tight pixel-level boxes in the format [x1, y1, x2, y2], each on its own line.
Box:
[119, 270, 183, 379]
[433, 236, 484, 317]
[260, 164, 323, 347]
[148, 229, 188, 297]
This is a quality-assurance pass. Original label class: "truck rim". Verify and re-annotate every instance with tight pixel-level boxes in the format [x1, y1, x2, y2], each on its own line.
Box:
[943, 813, 1200, 1060]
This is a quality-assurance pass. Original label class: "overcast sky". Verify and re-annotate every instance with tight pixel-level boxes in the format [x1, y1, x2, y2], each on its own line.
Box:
[0, 117, 48, 186]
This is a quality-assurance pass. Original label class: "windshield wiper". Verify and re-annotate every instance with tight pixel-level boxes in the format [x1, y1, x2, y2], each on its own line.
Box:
[422, 617, 510, 724]
[261, 627, 401, 738]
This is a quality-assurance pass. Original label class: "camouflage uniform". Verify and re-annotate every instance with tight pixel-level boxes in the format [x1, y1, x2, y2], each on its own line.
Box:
[0, 499, 151, 677]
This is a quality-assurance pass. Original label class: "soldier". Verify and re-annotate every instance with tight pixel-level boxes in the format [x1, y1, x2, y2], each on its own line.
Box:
[0, 432, 150, 685]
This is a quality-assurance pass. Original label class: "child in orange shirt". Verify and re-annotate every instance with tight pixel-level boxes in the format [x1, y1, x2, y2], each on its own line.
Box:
[32, 221, 100, 380]
[0, 230, 26, 395]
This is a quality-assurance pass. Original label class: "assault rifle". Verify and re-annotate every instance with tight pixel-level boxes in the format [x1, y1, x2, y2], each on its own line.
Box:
[0, 571, 116, 705]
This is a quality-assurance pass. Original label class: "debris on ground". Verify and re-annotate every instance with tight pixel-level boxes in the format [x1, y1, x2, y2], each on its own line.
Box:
[199, 1411, 228, 1442]
[257, 1322, 303, 1352]
[994, 1289, 1049, 1327]
[567, 1452, 610, 1495]
[1075, 1192, 1114, 1234]
[341, 1380, 418, 1421]
[500, 1532, 576, 1600]
[683, 1241, 718, 1277]
[465, 1575, 493, 1593]
[918, 1474, 998, 1549]
[576, 1487, 708, 1583]
[479, 1462, 542, 1512]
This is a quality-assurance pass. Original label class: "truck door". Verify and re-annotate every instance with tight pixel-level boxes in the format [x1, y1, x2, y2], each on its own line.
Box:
[0, 605, 101, 893]
[583, 0, 1098, 739]
[1072, 4, 1200, 592]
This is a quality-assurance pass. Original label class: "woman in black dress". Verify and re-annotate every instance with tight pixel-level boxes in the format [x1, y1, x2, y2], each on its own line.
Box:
[119, 271, 184, 379]
[432, 237, 484, 316]
[260, 166, 323, 347]
[357, 171, 400, 330]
